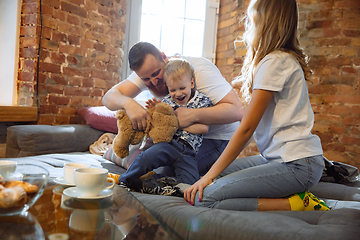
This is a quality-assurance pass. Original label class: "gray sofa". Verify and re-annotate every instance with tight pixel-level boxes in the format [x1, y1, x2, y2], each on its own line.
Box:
[3, 124, 360, 240]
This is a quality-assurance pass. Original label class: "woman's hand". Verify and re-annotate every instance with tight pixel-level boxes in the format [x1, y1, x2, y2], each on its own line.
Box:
[184, 176, 213, 205]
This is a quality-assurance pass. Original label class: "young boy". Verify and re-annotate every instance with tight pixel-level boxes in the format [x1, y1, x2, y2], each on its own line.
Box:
[118, 59, 212, 193]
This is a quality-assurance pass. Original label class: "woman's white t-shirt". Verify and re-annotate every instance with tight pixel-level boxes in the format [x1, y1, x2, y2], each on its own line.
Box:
[253, 51, 323, 162]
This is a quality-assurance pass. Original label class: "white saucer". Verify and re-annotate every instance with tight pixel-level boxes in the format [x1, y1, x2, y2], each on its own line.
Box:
[54, 177, 75, 187]
[63, 187, 113, 200]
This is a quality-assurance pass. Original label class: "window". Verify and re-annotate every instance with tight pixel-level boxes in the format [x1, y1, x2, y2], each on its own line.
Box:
[0, 0, 21, 106]
[140, 0, 207, 57]
[123, 0, 219, 80]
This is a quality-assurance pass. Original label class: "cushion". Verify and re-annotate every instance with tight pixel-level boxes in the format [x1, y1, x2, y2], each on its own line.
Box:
[103, 145, 140, 169]
[77, 106, 117, 133]
[6, 125, 105, 158]
[102, 138, 154, 169]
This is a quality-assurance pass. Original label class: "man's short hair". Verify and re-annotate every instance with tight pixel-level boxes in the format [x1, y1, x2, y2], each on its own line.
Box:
[128, 42, 164, 71]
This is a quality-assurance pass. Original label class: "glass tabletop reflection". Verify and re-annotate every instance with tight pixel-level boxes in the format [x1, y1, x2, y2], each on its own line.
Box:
[0, 181, 177, 240]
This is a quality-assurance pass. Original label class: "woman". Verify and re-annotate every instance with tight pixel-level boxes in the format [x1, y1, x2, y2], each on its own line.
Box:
[184, 0, 329, 211]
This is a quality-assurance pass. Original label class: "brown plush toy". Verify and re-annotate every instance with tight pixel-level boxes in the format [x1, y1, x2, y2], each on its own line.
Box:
[113, 102, 179, 158]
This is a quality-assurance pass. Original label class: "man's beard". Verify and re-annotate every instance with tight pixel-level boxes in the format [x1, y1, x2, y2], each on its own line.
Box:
[148, 83, 169, 98]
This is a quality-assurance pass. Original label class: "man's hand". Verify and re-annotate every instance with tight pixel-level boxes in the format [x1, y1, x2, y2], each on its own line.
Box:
[124, 99, 152, 130]
[176, 90, 244, 128]
[175, 107, 196, 129]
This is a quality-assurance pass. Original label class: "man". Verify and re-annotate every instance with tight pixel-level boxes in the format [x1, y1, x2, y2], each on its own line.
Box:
[102, 42, 243, 176]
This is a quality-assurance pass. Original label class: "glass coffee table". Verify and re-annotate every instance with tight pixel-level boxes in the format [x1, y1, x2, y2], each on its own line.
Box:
[0, 181, 180, 240]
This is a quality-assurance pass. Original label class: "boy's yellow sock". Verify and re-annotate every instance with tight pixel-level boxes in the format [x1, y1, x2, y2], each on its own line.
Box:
[108, 173, 120, 184]
[288, 191, 330, 211]
[107, 171, 155, 185]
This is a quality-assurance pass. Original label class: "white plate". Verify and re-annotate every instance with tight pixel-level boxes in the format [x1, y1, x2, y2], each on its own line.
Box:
[54, 177, 75, 187]
[63, 187, 113, 200]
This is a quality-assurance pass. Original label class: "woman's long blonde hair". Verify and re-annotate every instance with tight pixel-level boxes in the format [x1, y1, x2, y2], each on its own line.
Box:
[233, 0, 312, 103]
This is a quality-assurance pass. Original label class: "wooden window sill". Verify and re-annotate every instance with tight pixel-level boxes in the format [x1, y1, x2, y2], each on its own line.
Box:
[0, 106, 38, 122]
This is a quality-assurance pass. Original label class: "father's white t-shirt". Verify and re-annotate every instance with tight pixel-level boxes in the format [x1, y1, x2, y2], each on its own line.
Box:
[253, 51, 323, 162]
[127, 56, 239, 140]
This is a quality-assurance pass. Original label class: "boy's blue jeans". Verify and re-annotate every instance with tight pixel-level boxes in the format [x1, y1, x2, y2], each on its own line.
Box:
[119, 139, 199, 185]
[195, 155, 325, 211]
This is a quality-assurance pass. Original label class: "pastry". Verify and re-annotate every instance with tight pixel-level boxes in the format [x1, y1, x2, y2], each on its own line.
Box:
[0, 186, 27, 208]
[4, 181, 39, 194]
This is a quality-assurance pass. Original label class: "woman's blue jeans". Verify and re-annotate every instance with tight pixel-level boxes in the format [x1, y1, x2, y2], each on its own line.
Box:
[195, 155, 325, 211]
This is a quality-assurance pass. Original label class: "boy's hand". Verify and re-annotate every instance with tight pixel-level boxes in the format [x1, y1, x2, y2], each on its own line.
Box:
[145, 98, 161, 109]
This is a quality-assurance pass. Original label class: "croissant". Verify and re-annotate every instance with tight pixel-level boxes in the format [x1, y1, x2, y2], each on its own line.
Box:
[4, 181, 39, 194]
[0, 186, 27, 208]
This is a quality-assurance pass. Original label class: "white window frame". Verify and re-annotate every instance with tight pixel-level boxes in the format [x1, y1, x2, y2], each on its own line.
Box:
[122, 0, 219, 81]
[0, 0, 21, 106]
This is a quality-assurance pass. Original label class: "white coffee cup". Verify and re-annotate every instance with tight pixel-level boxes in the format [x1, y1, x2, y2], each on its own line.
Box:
[63, 163, 90, 185]
[0, 160, 17, 178]
[74, 168, 115, 197]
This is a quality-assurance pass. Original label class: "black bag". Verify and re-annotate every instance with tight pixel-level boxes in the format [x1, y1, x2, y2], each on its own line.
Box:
[321, 157, 360, 183]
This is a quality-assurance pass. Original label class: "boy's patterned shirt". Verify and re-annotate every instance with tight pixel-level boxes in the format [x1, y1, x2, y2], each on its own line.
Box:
[162, 91, 212, 152]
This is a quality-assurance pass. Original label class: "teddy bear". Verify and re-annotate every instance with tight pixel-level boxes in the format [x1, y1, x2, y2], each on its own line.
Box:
[113, 102, 179, 158]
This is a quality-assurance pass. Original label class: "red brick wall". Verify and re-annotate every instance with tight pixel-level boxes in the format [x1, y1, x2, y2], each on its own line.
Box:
[15, 0, 359, 168]
[216, 0, 360, 169]
[18, 0, 41, 107]
[18, 0, 126, 125]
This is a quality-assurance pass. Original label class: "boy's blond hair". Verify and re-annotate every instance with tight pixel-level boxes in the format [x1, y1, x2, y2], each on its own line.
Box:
[163, 59, 195, 83]
[164, 59, 196, 98]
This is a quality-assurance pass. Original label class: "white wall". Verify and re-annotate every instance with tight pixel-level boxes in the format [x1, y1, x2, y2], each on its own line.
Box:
[0, 0, 21, 106]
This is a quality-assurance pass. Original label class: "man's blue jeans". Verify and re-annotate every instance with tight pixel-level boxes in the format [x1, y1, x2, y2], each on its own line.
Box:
[194, 155, 325, 211]
[196, 139, 229, 176]
[154, 138, 229, 179]
[119, 140, 199, 185]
